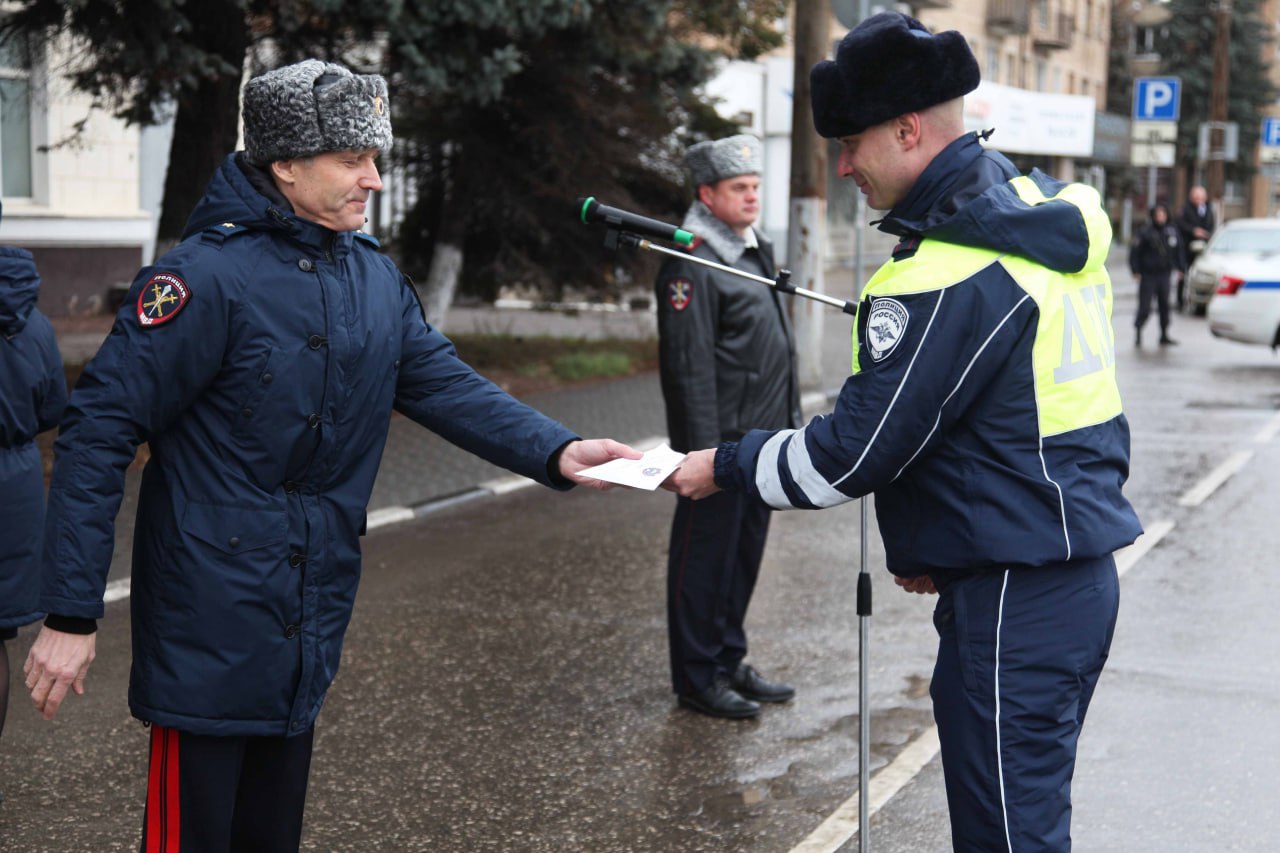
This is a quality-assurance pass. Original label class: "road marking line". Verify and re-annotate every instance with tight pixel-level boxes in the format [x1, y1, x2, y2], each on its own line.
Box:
[1177, 450, 1253, 507]
[103, 577, 131, 604]
[366, 506, 415, 530]
[481, 474, 538, 495]
[790, 520, 1175, 850]
[1115, 519, 1175, 578]
[789, 728, 941, 853]
[1254, 411, 1280, 444]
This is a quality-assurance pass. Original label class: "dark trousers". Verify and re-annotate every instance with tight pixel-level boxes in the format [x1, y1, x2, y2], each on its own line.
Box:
[666, 490, 771, 696]
[1135, 272, 1172, 336]
[930, 556, 1119, 852]
[140, 724, 315, 853]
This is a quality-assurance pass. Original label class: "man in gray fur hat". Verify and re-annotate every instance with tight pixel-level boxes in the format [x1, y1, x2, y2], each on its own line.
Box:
[655, 133, 801, 719]
[24, 58, 638, 850]
[666, 12, 1139, 849]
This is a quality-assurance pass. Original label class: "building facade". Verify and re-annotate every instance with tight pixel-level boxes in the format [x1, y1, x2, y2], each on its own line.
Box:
[0, 28, 151, 317]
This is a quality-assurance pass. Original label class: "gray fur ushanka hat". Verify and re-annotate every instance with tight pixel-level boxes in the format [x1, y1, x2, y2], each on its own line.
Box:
[242, 59, 393, 165]
[684, 134, 763, 187]
[810, 12, 979, 139]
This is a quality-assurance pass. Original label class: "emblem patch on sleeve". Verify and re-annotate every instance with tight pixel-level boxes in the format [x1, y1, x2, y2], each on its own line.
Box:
[667, 278, 693, 311]
[137, 272, 191, 328]
[866, 297, 908, 362]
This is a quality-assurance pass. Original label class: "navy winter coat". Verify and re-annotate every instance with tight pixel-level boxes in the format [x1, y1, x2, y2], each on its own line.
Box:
[1, 246, 66, 632]
[41, 153, 578, 736]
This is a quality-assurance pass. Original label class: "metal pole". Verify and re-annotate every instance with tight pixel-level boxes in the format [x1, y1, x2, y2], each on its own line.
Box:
[855, 2, 872, 848]
[1207, 1, 1232, 204]
[636, 238, 855, 313]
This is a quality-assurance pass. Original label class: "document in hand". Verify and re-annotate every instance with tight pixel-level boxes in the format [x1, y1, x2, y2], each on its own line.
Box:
[578, 443, 687, 490]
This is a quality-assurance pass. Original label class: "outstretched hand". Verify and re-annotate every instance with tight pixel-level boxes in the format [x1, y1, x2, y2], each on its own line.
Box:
[24, 627, 97, 721]
[660, 448, 720, 500]
[557, 439, 643, 490]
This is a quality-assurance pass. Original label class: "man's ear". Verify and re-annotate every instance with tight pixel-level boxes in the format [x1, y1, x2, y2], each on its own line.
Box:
[895, 114, 922, 150]
[696, 183, 714, 207]
[270, 159, 297, 188]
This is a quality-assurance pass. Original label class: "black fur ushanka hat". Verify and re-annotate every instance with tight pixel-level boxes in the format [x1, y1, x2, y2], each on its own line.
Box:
[810, 12, 980, 139]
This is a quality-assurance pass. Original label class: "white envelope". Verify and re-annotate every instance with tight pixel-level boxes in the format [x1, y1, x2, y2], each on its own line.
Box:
[578, 443, 687, 490]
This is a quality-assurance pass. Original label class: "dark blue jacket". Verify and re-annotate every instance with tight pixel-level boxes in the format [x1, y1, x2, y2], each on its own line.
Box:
[41, 154, 578, 735]
[718, 134, 1142, 577]
[1, 246, 66, 631]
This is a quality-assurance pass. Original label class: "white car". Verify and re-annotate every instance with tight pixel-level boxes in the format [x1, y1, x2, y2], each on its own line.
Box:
[1206, 254, 1280, 349]
[1185, 218, 1280, 316]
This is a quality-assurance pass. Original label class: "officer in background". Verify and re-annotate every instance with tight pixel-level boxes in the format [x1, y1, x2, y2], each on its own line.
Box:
[0, 200, 67, 796]
[23, 59, 637, 850]
[655, 134, 801, 719]
[666, 13, 1141, 849]
[1175, 184, 1215, 312]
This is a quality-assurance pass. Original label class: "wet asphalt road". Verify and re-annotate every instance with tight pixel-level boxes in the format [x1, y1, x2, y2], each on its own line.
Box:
[4, 282, 1280, 851]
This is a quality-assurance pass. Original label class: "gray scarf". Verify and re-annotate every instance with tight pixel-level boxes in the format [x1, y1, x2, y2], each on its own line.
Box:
[681, 201, 756, 265]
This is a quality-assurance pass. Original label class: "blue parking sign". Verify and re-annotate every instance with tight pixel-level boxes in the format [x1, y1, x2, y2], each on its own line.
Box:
[1264, 118, 1280, 147]
[1133, 77, 1181, 121]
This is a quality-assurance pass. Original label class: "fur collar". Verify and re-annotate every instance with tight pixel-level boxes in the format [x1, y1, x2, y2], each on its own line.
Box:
[681, 201, 760, 265]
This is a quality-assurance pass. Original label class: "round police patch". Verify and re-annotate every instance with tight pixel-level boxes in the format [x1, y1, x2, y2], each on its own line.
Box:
[667, 278, 693, 311]
[866, 297, 908, 362]
[136, 272, 191, 328]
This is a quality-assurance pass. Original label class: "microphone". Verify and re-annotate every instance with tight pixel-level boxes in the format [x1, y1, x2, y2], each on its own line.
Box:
[577, 197, 695, 247]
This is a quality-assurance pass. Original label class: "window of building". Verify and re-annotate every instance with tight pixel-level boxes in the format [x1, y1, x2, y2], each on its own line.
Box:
[1038, 0, 1050, 30]
[986, 45, 1000, 81]
[1036, 59, 1048, 92]
[0, 30, 33, 198]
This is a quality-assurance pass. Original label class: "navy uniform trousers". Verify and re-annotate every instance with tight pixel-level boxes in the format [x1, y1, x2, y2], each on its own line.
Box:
[931, 555, 1119, 852]
[139, 723, 314, 853]
[666, 490, 771, 696]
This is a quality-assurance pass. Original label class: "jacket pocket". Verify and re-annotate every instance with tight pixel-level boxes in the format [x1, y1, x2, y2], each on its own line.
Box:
[182, 501, 287, 555]
[231, 346, 279, 439]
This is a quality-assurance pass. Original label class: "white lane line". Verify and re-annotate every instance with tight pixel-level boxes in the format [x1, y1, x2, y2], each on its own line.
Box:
[789, 521, 1177, 852]
[366, 506, 415, 531]
[1253, 411, 1280, 444]
[1115, 519, 1175, 578]
[481, 474, 538, 496]
[1177, 450, 1253, 507]
[103, 577, 131, 604]
[789, 728, 941, 853]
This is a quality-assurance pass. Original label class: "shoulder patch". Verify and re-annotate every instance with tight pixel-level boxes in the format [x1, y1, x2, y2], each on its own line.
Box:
[137, 272, 192, 328]
[865, 297, 908, 362]
[666, 278, 693, 311]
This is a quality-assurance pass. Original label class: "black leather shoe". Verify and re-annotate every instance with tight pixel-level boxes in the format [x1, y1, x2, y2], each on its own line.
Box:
[1159, 335, 1179, 346]
[729, 663, 795, 703]
[678, 678, 760, 719]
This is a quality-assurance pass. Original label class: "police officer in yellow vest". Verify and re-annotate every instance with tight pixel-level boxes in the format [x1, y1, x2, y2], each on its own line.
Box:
[665, 12, 1142, 851]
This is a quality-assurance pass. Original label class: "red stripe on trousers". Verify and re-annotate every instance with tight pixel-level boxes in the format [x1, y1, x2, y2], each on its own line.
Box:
[145, 726, 181, 853]
[165, 727, 180, 853]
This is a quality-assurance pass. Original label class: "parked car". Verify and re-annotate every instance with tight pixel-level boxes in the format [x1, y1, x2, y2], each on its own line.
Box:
[1184, 218, 1280, 315]
[1206, 254, 1280, 349]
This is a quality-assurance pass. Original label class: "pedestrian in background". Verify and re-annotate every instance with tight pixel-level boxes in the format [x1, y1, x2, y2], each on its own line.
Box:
[665, 12, 1141, 850]
[655, 134, 801, 719]
[1175, 184, 1215, 312]
[0, 199, 68, 799]
[22, 59, 637, 850]
[1130, 203, 1185, 347]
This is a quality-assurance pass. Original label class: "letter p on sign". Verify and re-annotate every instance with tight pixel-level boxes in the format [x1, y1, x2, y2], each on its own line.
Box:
[1133, 77, 1181, 122]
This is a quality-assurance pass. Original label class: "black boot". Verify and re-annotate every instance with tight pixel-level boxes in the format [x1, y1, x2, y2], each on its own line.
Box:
[1159, 331, 1178, 346]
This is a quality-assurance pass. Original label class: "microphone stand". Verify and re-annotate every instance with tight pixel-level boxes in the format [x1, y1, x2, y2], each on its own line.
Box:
[605, 222, 876, 849]
[604, 227, 858, 316]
